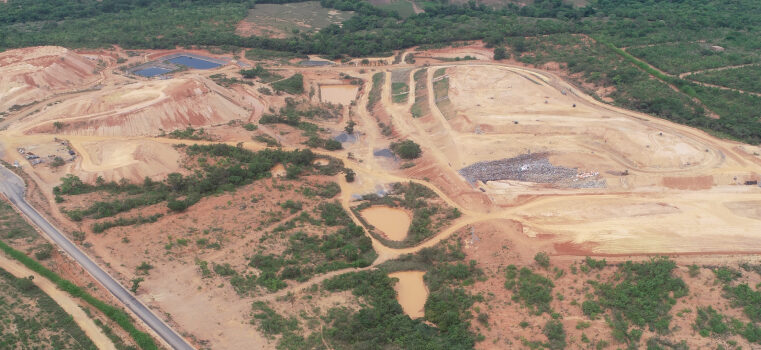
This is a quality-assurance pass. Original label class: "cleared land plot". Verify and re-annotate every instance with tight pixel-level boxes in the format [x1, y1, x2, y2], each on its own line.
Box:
[237, 2, 353, 38]
[432, 67, 455, 119]
[626, 42, 760, 75]
[687, 65, 761, 94]
[0, 267, 97, 349]
[410, 69, 429, 118]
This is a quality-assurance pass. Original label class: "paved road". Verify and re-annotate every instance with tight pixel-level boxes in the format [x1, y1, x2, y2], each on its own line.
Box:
[0, 165, 194, 350]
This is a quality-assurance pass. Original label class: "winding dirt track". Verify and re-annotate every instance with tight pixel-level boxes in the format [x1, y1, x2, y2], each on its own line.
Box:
[0, 254, 117, 350]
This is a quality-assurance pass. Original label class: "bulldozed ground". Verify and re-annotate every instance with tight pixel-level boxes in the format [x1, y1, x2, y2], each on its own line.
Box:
[2, 45, 761, 349]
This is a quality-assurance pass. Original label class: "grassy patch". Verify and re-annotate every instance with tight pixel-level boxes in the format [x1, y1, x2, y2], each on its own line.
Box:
[432, 67, 455, 119]
[239, 1, 353, 37]
[271, 73, 304, 94]
[0, 200, 38, 241]
[370, 0, 416, 18]
[391, 82, 409, 103]
[367, 72, 384, 110]
[410, 68, 429, 118]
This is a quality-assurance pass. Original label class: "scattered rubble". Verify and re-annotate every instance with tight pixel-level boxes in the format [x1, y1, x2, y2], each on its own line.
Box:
[459, 153, 607, 188]
[459, 153, 577, 183]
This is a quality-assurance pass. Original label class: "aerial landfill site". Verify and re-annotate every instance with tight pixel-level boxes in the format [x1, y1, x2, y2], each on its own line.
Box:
[2, 16, 761, 350]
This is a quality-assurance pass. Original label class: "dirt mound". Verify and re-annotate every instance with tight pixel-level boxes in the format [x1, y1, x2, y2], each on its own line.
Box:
[20, 77, 254, 136]
[73, 140, 183, 183]
[0, 46, 99, 113]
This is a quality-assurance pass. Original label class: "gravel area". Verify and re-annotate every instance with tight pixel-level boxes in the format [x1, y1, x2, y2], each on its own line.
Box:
[459, 153, 577, 183]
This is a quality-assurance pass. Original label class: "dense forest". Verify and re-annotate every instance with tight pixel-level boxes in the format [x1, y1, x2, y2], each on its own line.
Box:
[2, 0, 761, 143]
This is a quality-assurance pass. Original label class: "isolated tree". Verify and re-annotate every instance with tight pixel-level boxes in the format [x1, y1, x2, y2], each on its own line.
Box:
[493, 46, 508, 60]
[534, 252, 550, 269]
[390, 140, 422, 159]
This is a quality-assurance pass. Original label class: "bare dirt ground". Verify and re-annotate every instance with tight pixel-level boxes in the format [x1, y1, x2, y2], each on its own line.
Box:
[3, 44, 761, 349]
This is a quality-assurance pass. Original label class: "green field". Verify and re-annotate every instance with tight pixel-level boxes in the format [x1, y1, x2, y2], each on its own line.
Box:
[391, 82, 409, 103]
[240, 2, 353, 37]
[369, 0, 417, 18]
[0, 267, 97, 349]
[688, 65, 761, 94]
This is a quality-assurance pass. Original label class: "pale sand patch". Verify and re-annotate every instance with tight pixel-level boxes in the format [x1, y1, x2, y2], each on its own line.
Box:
[320, 84, 358, 105]
[360, 206, 411, 241]
[388, 270, 428, 318]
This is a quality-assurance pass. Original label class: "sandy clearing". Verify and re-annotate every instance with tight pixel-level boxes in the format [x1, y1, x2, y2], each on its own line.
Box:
[320, 84, 358, 105]
[0, 254, 116, 350]
[71, 139, 183, 183]
[388, 271, 427, 318]
[360, 206, 412, 241]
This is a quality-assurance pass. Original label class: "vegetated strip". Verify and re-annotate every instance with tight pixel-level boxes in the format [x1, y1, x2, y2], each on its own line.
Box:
[367, 72, 384, 110]
[0, 239, 157, 350]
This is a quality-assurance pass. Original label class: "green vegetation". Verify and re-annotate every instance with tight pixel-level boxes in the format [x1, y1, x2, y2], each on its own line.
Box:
[353, 182, 457, 248]
[165, 126, 213, 141]
[390, 139, 422, 159]
[372, 0, 416, 18]
[534, 252, 550, 269]
[0, 240, 156, 350]
[239, 1, 354, 38]
[367, 72, 384, 111]
[692, 305, 761, 344]
[271, 73, 304, 94]
[312, 238, 482, 349]
[504, 264, 554, 315]
[56, 144, 346, 222]
[391, 82, 409, 103]
[258, 98, 342, 150]
[432, 67, 455, 119]
[410, 68, 428, 118]
[0, 200, 38, 241]
[4, 0, 761, 144]
[209, 73, 252, 87]
[240, 64, 283, 83]
[91, 214, 162, 233]
[585, 258, 687, 345]
[493, 46, 508, 60]
[0, 267, 97, 349]
[688, 65, 761, 94]
[693, 306, 730, 337]
[543, 319, 566, 350]
[626, 43, 759, 75]
[209, 186, 374, 295]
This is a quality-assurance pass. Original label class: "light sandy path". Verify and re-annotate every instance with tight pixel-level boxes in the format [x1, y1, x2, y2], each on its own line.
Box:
[0, 253, 117, 350]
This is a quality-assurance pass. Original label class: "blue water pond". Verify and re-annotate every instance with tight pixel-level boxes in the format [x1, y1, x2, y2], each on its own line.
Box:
[133, 67, 173, 77]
